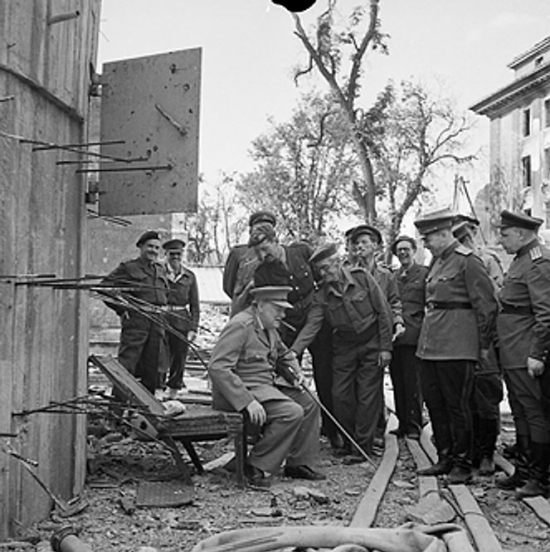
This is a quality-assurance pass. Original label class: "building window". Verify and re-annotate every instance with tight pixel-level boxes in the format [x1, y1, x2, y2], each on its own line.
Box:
[545, 99, 550, 128]
[522, 155, 532, 187]
[523, 108, 531, 136]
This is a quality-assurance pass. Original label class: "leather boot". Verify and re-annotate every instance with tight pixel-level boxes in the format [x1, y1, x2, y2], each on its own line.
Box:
[418, 449, 453, 476]
[497, 434, 530, 491]
[515, 441, 550, 499]
[478, 418, 499, 475]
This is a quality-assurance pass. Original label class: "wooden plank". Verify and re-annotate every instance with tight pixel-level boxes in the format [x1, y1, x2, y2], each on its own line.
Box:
[406, 439, 437, 497]
[349, 433, 399, 528]
[449, 484, 503, 552]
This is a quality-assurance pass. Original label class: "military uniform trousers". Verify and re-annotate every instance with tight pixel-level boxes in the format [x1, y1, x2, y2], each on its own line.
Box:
[421, 359, 475, 467]
[504, 368, 550, 446]
[246, 385, 320, 474]
[166, 329, 189, 390]
[331, 332, 383, 455]
[118, 312, 166, 394]
[388, 345, 423, 436]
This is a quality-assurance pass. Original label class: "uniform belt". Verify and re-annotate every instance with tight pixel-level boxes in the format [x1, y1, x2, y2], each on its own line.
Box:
[166, 306, 189, 312]
[500, 303, 533, 315]
[426, 301, 472, 310]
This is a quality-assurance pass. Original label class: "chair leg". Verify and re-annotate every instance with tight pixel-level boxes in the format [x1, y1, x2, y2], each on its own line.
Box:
[161, 436, 192, 485]
[182, 441, 204, 473]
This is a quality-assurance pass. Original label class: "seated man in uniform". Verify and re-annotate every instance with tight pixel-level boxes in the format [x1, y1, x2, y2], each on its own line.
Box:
[208, 285, 325, 489]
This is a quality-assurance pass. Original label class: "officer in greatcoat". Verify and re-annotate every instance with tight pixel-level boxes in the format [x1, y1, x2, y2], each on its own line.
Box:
[162, 238, 200, 399]
[495, 210, 550, 498]
[208, 285, 325, 489]
[414, 209, 498, 484]
[102, 230, 170, 394]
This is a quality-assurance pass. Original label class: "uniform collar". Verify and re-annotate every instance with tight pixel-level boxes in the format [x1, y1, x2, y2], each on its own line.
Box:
[516, 238, 540, 258]
[439, 240, 459, 260]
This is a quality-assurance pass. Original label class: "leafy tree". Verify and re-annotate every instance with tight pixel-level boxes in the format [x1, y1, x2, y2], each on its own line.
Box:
[292, 0, 388, 222]
[235, 92, 358, 242]
[370, 80, 477, 248]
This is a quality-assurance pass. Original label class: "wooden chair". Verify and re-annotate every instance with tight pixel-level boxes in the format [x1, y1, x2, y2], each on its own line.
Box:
[89, 355, 246, 487]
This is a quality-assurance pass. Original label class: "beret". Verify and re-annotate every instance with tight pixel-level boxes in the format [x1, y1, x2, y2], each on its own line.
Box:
[391, 235, 417, 255]
[249, 210, 277, 228]
[496, 209, 543, 231]
[249, 285, 293, 309]
[248, 222, 277, 247]
[309, 243, 338, 264]
[163, 238, 186, 250]
[350, 224, 383, 245]
[136, 230, 161, 247]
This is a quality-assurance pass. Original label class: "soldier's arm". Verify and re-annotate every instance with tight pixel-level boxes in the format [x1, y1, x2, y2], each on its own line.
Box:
[386, 272, 404, 327]
[189, 273, 200, 331]
[101, 262, 131, 315]
[290, 291, 325, 356]
[364, 271, 393, 351]
[208, 319, 256, 412]
[464, 255, 499, 350]
[222, 248, 240, 297]
[526, 260, 550, 361]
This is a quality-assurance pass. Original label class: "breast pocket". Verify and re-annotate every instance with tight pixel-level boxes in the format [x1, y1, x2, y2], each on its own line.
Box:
[348, 289, 374, 318]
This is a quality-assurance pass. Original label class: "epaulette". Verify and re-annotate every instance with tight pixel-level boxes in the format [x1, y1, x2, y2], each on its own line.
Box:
[455, 244, 472, 256]
[530, 246, 542, 261]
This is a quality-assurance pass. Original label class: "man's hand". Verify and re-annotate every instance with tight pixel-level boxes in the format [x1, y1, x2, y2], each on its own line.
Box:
[479, 348, 490, 363]
[393, 323, 406, 341]
[527, 357, 545, 379]
[188, 330, 197, 342]
[378, 351, 392, 369]
[245, 400, 266, 426]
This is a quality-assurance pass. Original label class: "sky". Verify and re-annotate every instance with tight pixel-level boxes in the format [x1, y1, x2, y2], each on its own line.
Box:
[97, 0, 550, 203]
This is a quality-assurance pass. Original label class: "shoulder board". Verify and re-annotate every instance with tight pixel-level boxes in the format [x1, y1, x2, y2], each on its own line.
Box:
[455, 245, 472, 256]
[530, 246, 543, 261]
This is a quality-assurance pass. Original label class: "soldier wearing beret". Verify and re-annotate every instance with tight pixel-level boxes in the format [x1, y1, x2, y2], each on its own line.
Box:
[495, 210, 550, 498]
[414, 209, 498, 484]
[388, 236, 427, 440]
[291, 243, 393, 461]
[162, 238, 200, 399]
[452, 219, 503, 474]
[223, 210, 277, 316]
[208, 285, 325, 488]
[349, 224, 405, 450]
[102, 230, 170, 394]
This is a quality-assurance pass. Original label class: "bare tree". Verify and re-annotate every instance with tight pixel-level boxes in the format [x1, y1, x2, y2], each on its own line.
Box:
[292, 0, 388, 222]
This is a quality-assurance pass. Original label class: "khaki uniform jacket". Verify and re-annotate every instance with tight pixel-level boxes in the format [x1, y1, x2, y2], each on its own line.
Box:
[208, 307, 299, 413]
[291, 266, 393, 356]
[416, 241, 498, 361]
[497, 239, 550, 369]
[166, 265, 200, 333]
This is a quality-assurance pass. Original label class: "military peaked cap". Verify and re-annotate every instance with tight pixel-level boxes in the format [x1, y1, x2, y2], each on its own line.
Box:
[414, 207, 455, 236]
[344, 226, 357, 240]
[249, 285, 293, 309]
[163, 238, 186, 250]
[309, 243, 338, 264]
[248, 222, 277, 247]
[497, 210, 543, 231]
[249, 210, 277, 228]
[350, 224, 383, 245]
[136, 230, 161, 247]
[391, 235, 417, 255]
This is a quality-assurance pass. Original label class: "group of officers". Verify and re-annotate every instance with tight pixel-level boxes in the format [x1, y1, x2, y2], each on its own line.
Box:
[103, 206, 550, 497]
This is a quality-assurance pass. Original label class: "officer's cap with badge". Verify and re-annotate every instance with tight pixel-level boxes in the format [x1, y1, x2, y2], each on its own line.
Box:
[163, 238, 186, 252]
[496, 210, 543, 231]
[248, 222, 277, 247]
[249, 210, 277, 228]
[309, 243, 339, 265]
[249, 285, 293, 309]
[136, 230, 161, 247]
[414, 207, 455, 236]
[350, 224, 383, 246]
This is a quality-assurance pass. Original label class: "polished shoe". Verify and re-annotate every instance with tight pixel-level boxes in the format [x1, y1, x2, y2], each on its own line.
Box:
[244, 463, 271, 489]
[417, 458, 453, 476]
[515, 479, 549, 499]
[478, 456, 495, 475]
[329, 433, 345, 451]
[284, 465, 326, 481]
[373, 437, 385, 449]
[333, 445, 352, 457]
[343, 453, 367, 465]
[405, 432, 420, 441]
[447, 465, 473, 484]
